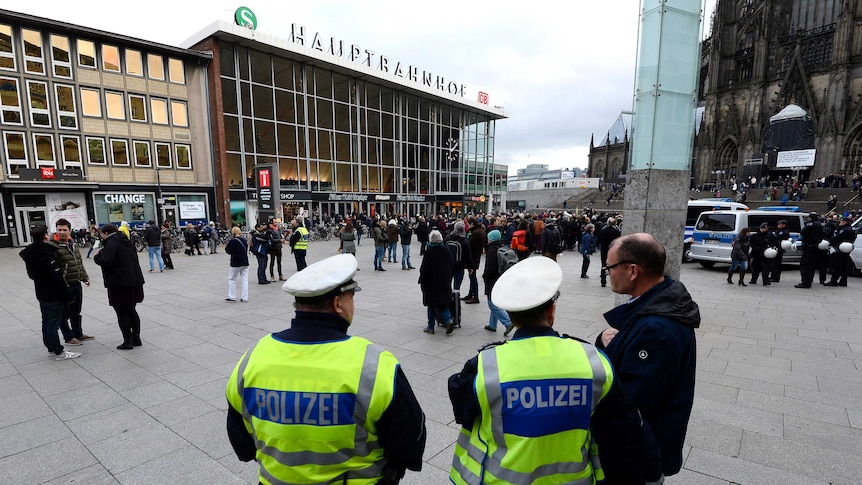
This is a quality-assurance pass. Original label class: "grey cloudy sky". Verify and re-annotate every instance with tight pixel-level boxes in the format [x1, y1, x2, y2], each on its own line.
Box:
[14, 0, 717, 175]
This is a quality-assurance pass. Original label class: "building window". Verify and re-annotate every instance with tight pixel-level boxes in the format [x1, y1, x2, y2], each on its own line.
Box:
[54, 84, 77, 129]
[86, 137, 105, 164]
[0, 24, 15, 71]
[27, 80, 50, 127]
[151, 98, 168, 124]
[147, 53, 164, 80]
[126, 49, 143, 76]
[129, 94, 147, 122]
[60, 135, 81, 168]
[110, 139, 129, 166]
[102, 45, 120, 72]
[0, 77, 22, 124]
[33, 133, 55, 167]
[80, 88, 101, 117]
[77, 39, 96, 68]
[3, 131, 27, 176]
[171, 100, 188, 126]
[50, 34, 72, 78]
[105, 91, 125, 120]
[155, 142, 171, 168]
[175, 144, 191, 169]
[133, 140, 151, 167]
[21, 29, 44, 75]
[168, 58, 184, 84]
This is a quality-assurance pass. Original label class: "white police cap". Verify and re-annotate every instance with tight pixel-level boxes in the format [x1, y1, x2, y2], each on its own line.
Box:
[282, 254, 361, 301]
[492, 256, 562, 312]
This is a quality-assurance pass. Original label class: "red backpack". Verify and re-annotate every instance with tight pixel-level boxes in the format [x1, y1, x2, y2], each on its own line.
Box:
[511, 230, 529, 252]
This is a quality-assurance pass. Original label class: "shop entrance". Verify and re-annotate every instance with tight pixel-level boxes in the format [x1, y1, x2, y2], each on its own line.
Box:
[15, 208, 47, 246]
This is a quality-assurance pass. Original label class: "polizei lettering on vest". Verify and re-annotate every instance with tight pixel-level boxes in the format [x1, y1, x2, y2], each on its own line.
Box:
[248, 388, 355, 426]
[505, 383, 588, 409]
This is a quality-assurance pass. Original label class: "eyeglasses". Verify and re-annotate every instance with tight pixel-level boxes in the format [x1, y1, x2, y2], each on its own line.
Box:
[602, 261, 634, 274]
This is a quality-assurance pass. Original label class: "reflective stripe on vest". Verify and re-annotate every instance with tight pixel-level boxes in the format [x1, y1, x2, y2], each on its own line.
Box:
[294, 227, 309, 250]
[450, 337, 609, 485]
[234, 338, 390, 484]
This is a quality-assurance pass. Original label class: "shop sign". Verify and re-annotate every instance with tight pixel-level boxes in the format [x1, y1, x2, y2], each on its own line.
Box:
[288, 24, 467, 98]
[328, 193, 368, 202]
[477, 91, 489, 105]
[17, 167, 84, 181]
[396, 195, 427, 202]
[467, 195, 487, 203]
[180, 201, 206, 219]
[104, 193, 147, 204]
[254, 164, 279, 212]
[375, 195, 391, 201]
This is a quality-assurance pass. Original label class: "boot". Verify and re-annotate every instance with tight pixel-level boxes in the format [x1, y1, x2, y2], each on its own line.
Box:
[738, 269, 747, 286]
[117, 323, 133, 350]
[131, 319, 142, 347]
[749, 274, 758, 284]
[727, 272, 734, 284]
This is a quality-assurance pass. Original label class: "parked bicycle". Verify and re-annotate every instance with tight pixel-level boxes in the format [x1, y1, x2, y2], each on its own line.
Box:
[129, 229, 146, 252]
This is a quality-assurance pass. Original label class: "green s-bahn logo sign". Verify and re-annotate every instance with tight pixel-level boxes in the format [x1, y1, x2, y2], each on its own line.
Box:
[235, 7, 258, 30]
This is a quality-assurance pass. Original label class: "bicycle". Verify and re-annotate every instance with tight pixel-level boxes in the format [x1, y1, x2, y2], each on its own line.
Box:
[130, 229, 146, 252]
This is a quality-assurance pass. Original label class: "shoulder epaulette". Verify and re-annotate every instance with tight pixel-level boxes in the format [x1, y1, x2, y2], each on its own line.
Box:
[478, 340, 507, 352]
[561, 333, 590, 345]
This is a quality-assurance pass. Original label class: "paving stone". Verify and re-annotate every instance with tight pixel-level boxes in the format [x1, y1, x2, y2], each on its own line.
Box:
[43, 382, 129, 421]
[691, 397, 784, 437]
[739, 430, 862, 485]
[0, 415, 71, 459]
[0, 436, 97, 483]
[88, 422, 187, 473]
[66, 403, 159, 446]
[737, 389, 848, 426]
[684, 447, 829, 485]
[115, 445, 245, 484]
[171, 410, 233, 459]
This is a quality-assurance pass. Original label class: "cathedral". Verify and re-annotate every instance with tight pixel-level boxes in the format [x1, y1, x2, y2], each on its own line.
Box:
[695, 0, 862, 186]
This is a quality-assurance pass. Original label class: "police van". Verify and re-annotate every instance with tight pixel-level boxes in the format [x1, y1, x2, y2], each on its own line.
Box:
[852, 217, 862, 276]
[684, 199, 748, 261]
[688, 210, 807, 267]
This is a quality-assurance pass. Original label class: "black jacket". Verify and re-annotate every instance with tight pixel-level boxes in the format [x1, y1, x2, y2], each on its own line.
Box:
[596, 224, 621, 257]
[418, 242, 453, 306]
[415, 221, 429, 242]
[598, 277, 700, 476]
[144, 225, 161, 247]
[226, 311, 427, 474]
[94, 232, 145, 289]
[20, 241, 71, 302]
[481, 240, 503, 295]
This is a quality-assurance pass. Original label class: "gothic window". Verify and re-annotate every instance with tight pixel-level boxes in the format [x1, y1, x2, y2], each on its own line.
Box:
[610, 157, 623, 179]
[843, 125, 862, 175]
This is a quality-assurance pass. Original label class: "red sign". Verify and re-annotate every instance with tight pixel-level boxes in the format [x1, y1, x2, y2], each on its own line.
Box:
[258, 168, 271, 188]
[477, 91, 489, 105]
[40, 167, 55, 179]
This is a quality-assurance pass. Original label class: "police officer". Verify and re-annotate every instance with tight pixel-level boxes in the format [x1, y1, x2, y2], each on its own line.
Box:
[226, 254, 426, 484]
[819, 216, 838, 284]
[796, 212, 824, 289]
[825, 216, 857, 287]
[748, 222, 772, 286]
[448, 257, 663, 485]
[288, 216, 309, 271]
[770, 219, 791, 282]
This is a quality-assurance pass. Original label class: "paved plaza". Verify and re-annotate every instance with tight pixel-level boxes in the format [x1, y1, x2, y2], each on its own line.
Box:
[0, 237, 861, 484]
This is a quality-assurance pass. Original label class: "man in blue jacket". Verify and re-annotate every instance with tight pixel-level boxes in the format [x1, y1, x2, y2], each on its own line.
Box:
[596, 232, 700, 478]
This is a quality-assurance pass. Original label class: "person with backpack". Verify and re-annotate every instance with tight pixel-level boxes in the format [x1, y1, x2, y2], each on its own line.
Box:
[580, 223, 596, 278]
[482, 229, 513, 336]
[419, 230, 456, 335]
[540, 218, 563, 261]
[372, 219, 389, 271]
[445, 221, 473, 294]
[510, 220, 532, 261]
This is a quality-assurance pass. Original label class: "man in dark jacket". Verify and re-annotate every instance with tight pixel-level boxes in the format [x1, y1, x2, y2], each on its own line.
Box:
[463, 217, 486, 304]
[445, 221, 474, 295]
[596, 217, 621, 287]
[144, 220, 165, 272]
[596, 232, 700, 478]
[399, 219, 416, 270]
[480, 229, 512, 335]
[415, 216, 430, 255]
[540, 218, 563, 261]
[748, 222, 772, 286]
[50, 218, 94, 346]
[20, 225, 80, 361]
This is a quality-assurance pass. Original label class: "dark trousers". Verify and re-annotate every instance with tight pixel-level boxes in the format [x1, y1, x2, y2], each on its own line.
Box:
[828, 252, 852, 284]
[256, 253, 268, 283]
[581, 253, 591, 277]
[749, 254, 769, 283]
[113, 304, 140, 344]
[453, 268, 465, 292]
[268, 247, 283, 278]
[770, 251, 785, 281]
[40, 301, 65, 355]
[419, 241, 427, 255]
[467, 270, 479, 299]
[61, 282, 83, 340]
[294, 249, 308, 271]
[162, 249, 173, 269]
[816, 250, 829, 283]
[799, 248, 817, 286]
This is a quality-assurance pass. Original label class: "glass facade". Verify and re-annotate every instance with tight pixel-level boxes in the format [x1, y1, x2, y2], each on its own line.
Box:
[219, 42, 498, 216]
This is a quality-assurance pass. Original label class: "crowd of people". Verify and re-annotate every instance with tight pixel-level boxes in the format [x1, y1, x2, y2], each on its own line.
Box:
[31, 205, 802, 483]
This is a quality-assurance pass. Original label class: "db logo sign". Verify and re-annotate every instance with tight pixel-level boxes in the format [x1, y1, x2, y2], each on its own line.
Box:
[40, 167, 55, 179]
[477, 91, 489, 105]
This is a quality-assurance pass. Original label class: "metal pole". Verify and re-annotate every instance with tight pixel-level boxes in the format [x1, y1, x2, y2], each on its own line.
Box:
[155, 168, 162, 224]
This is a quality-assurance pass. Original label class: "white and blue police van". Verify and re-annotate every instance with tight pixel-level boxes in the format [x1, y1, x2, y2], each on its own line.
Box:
[683, 199, 748, 262]
[688, 209, 806, 267]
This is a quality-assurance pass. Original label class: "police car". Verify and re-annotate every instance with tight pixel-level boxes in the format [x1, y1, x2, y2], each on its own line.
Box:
[683, 199, 748, 262]
[688, 209, 806, 267]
